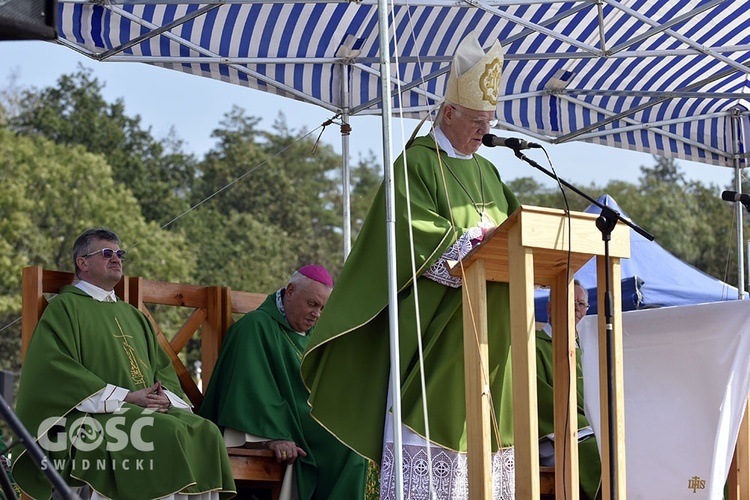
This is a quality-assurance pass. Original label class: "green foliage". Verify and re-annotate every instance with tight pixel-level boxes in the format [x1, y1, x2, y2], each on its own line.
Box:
[11, 66, 196, 225]
[192, 108, 344, 274]
[507, 176, 594, 212]
[177, 208, 296, 293]
[0, 128, 193, 372]
[619, 157, 736, 284]
[1, 66, 745, 379]
[349, 152, 383, 237]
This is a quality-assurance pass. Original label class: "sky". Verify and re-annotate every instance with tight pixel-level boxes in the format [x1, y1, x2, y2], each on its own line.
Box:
[0, 40, 738, 198]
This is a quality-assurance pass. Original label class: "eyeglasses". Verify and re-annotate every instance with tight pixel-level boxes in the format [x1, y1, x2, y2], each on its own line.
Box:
[575, 301, 590, 310]
[83, 248, 127, 260]
[450, 105, 498, 129]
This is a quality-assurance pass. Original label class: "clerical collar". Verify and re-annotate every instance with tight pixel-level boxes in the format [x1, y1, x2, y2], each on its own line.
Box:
[275, 289, 306, 336]
[542, 323, 552, 338]
[432, 126, 474, 160]
[75, 280, 118, 303]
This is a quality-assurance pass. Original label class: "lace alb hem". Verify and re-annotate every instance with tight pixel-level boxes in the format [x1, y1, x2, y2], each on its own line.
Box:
[380, 441, 515, 499]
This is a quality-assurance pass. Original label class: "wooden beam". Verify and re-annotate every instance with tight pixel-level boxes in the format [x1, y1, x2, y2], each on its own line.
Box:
[170, 308, 207, 353]
[551, 274, 579, 500]
[462, 259, 492, 500]
[508, 223, 541, 499]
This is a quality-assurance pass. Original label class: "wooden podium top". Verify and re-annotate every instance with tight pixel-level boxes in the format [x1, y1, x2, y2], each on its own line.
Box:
[448, 205, 631, 285]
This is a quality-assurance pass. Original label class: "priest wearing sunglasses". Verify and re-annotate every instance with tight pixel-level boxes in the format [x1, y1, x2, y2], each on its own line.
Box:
[12, 228, 235, 500]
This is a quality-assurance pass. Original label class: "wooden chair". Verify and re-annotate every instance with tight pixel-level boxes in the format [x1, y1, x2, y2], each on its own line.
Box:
[21, 266, 283, 498]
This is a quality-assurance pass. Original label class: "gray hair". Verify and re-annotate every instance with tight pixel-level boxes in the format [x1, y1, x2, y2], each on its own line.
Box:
[434, 101, 451, 128]
[72, 228, 120, 277]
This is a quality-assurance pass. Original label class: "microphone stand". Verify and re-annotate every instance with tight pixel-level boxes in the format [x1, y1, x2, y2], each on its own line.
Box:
[0, 393, 80, 500]
[511, 147, 653, 500]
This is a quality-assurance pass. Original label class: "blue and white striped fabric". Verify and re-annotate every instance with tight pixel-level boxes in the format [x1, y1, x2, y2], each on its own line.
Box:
[57, 0, 750, 167]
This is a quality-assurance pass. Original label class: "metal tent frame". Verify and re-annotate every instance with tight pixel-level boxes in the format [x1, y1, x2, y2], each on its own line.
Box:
[48, 1, 750, 497]
[55, 0, 750, 163]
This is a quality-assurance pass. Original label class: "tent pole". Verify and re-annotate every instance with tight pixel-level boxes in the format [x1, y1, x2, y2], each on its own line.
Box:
[732, 109, 746, 299]
[734, 168, 745, 299]
[377, 2, 405, 499]
[341, 62, 352, 259]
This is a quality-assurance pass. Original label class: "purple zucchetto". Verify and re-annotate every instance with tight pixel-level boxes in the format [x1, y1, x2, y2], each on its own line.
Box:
[297, 265, 334, 287]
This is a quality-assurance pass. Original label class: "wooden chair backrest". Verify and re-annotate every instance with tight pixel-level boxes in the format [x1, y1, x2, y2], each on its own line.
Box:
[21, 266, 266, 412]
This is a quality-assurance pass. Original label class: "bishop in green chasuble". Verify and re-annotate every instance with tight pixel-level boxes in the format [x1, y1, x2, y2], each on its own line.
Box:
[200, 281, 368, 499]
[12, 286, 236, 499]
[302, 30, 523, 499]
[302, 132, 519, 458]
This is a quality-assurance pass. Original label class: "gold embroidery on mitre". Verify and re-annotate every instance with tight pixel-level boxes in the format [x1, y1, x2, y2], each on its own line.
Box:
[444, 35, 504, 112]
[480, 57, 503, 105]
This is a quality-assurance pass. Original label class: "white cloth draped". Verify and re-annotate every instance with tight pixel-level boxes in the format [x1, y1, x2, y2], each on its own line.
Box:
[578, 301, 750, 499]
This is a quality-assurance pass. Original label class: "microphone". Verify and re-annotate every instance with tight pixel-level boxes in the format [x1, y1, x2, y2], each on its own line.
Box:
[482, 134, 542, 150]
[721, 190, 750, 205]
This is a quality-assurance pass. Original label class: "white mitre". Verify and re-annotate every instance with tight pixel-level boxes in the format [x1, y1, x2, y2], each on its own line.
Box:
[444, 33, 504, 111]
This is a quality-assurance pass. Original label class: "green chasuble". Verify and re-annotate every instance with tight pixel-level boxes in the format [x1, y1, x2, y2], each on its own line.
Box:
[199, 293, 368, 500]
[12, 286, 235, 500]
[536, 329, 601, 499]
[301, 135, 521, 463]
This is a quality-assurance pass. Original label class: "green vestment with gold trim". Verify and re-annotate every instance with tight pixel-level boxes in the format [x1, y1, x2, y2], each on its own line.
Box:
[199, 293, 368, 500]
[12, 286, 235, 500]
[301, 135, 521, 463]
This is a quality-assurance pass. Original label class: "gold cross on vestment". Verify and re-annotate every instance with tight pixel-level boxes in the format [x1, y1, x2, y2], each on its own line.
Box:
[114, 317, 148, 388]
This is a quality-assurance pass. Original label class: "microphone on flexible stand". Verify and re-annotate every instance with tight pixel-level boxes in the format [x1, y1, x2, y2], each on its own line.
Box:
[482, 134, 543, 151]
[721, 190, 750, 211]
[722, 190, 750, 204]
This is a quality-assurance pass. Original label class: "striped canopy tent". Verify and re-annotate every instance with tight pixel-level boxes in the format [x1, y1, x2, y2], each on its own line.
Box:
[56, 0, 750, 166]
[55, 0, 750, 273]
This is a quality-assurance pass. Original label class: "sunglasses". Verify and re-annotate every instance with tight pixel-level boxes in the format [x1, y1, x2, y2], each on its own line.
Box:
[83, 248, 127, 260]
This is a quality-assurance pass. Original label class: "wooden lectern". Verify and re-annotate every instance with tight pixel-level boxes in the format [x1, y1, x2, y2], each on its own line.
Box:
[448, 205, 630, 500]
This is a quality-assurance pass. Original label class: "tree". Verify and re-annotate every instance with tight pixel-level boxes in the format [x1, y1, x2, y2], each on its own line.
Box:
[193, 108, 344, 273]
[506, 176, 597, 212]
[10, 66, 197, 224]
[0, 68, 24, 126]
[0, 127, 193, 373]
[595, 156, 739, 286]
[348, 152, 383, 237]
[176, 207, 297, 293]
[507, 155, 741, 287]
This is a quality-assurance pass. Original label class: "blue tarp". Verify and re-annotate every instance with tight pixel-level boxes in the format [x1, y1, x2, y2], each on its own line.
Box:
[534, 194, 741, 322]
